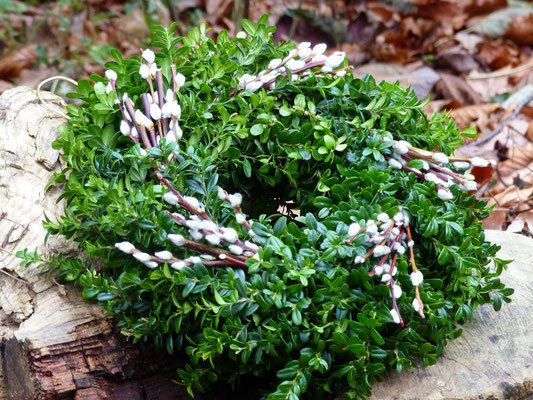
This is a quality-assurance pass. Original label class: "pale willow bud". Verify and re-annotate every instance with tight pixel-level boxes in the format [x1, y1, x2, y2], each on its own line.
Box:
[222, 228, 238, 243]
[374, 266, 384, 276]
[155, 250, 173, 260]
[437, 189, 454, 201]
[392, 284, 403, 299]
[133, 252, 151, 263]
[286, 59, 306, 71]
[410, 270, 424, 286]
[144, 261, 158, 269]
[392, 141, 409, 155]
[377, 212, 389, 223]
[366, 227, 377, 238]
[165, 88, 174, 103]
[453, 161, 470, 170]
[139, 64, 150, 79]
[298, 41, 311, 50]
[219, 253, 227, 260]
[150, 104, 162, 120]
[461, 180, 478, 191]
[217, 187, 227, 200]
[432, 152, 449, 164]
[381, 273, 391, 283]
[312, 54, 327, 63]
[325, 51, 345, 68]
[229, 244, 243, 255]
[348, 223, 360, 236]
[105, 82, 113, 94]
[120, 120, 129, 136]
[165, 130, 178, 143]
[175, 72, 186, 88]
[298, 47, 312, 58]
[205, 234, 221, 246]
[115, 241, 135, 254]
[189, 256, 202, 264]
[244, 241, 258, 252]
[171, 261, 186, 270]
[149, 63, 158, 77]
[268, 58, 282, 69]
[354, 256, 363, 264]
[312, 43, 327, 55]
[336, 69, 347, 77]
[288, 49, 298, 58]
[190, 230, 203, 240]
[227, 194, 241, 207]
[142, 49, 155, 63]
[322, 66, 333, 73]
[388, 158, 402, 170]
[245, 80, 263, 93]
[412, 298, 420, 312]
[236, 213, 246, 225]
[174, 125, 183, 140]
[183, 196, 200, 210]
[471, 157, 490, 167]
[105, 69, 117, 80]
[168, 234, 185, 246]
[163, 192, 179, 205]
[390, 309, 401, 324]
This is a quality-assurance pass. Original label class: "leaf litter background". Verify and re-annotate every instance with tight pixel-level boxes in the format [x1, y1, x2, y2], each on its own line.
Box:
[1, 0, 533, 234]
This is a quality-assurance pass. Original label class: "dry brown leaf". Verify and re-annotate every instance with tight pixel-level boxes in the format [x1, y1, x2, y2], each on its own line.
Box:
[450, 103, 501, 130]
[462, 0, 508, 17]
[436, 45, 480, 74]
[468, 72, 513, 101]
[434, 73, 483, 105]
[527, 121, 533, 141]
[506, 218, 525, 233]
[482, 207, 508, 230]
[499, 142, 533, 172]
[487, 185, 533, 208]
[0, 45, 39, 81]
[478, 40, 512, 70]
[503, 13, 533, 45]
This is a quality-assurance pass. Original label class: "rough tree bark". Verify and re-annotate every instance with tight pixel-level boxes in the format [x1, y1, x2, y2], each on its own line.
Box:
[0, 87, 191, 400]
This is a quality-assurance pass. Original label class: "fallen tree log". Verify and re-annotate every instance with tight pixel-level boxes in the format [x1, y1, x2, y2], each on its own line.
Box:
[0, 87, 190, 400]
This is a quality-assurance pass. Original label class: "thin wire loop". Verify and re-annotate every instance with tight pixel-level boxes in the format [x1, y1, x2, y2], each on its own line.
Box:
[37, 76, 78, 120]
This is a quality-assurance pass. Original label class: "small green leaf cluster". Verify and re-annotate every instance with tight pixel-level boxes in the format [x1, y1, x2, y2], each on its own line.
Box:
[23, 17, 513, 399]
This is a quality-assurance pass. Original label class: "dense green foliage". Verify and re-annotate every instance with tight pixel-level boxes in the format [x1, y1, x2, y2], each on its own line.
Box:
[20, 17, 513, 399]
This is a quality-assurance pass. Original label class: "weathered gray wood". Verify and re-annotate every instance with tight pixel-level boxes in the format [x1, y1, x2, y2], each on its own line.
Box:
[0, 87, 188, 400]
[370, 230, 533, 400]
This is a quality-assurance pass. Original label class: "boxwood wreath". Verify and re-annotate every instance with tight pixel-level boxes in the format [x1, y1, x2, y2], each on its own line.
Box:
[20, 17, 514, 400]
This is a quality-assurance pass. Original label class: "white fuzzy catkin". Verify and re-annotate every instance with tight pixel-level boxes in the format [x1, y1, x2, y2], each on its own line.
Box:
[348, 223, 360, 236]
[437, 189, 454, 201]
[105, 69, 118, 80]
[154, 250, 173, 260]
[171, 261, 186, 270]
[168, 234, 185, 246]
[227, 194, 241, 207]
[133, 252, 151, 263]
[432, 152, 449, 164]
[412, 298, 420, 312]
[390, 309, 401, 324]
[392, 284, 403, 299]
[205, 234, 221, 246]
[115, 241, 135, 254]
[410, 270, 424, 286]
[163, 192, 179, 205]
[142, 49, 155, 63]
[471, 157, 489, 167]
[228, 244, 243, 255]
